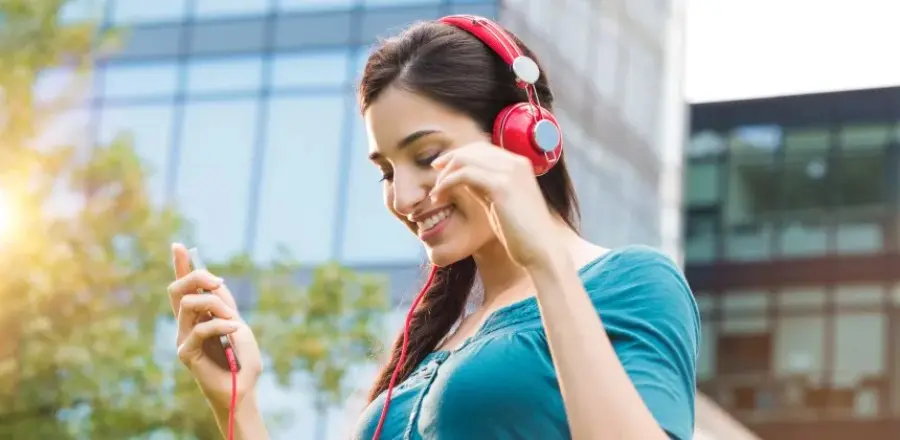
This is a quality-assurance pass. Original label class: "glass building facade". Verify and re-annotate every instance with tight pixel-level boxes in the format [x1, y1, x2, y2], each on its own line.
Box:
[51, 0, 691, 438]
[685, 86, 900, 440]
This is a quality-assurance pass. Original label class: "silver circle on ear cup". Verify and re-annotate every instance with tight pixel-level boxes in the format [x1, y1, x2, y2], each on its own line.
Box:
[512, 56, 540, 84]
[533, 119, 561, 152]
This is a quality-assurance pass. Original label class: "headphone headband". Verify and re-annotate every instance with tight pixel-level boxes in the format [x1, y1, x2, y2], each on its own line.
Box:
[435, 14, 563, 174]
[437, 15, 541, 87]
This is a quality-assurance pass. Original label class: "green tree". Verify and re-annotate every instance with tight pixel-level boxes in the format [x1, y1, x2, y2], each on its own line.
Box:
[0, 1, 390, 439]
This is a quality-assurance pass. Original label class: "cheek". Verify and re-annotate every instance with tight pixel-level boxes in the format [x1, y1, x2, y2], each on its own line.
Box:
[453, 190, 489, 226]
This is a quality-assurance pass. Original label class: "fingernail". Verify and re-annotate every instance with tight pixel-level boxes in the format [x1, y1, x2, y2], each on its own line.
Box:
[226, 322, 240, 331]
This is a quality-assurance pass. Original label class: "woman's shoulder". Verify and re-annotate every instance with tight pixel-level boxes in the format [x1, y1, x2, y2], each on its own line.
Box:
[581, 245, 697, 321]
[581, 244, 684, 287]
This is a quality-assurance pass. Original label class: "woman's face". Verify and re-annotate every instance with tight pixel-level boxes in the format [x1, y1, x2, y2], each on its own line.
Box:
[364, 86, 495, 267]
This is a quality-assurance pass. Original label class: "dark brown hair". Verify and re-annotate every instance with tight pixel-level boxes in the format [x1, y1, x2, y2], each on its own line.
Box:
[359, 20, 580, 401]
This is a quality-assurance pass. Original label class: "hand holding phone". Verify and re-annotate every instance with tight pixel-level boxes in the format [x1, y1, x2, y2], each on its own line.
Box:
[169, 243, 264, 411]
[187, 247, 242, 372]
[170, 243, 268, 439]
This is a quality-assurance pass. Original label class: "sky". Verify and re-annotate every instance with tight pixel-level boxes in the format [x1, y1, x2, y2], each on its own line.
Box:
[684, 0, 900, 103]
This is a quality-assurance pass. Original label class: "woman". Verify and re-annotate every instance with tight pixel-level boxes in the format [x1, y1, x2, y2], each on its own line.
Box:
[166, 16, 700, 440]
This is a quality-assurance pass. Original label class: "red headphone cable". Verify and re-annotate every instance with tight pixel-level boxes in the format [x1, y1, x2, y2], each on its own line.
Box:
[372, 265, 439, 440]
[224, 346, 239, 440]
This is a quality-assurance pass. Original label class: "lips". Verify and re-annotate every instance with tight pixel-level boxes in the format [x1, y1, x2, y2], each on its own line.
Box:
[417, 206, 453, 233]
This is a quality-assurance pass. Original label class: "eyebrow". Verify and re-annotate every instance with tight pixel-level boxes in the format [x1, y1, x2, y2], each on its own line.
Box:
[368, 129, 441, 161]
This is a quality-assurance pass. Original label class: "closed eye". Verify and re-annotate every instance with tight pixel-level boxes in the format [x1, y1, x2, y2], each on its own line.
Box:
[416, 153, 440, 167]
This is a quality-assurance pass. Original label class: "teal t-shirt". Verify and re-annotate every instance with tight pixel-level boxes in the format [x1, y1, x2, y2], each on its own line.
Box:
[353, 245, 700, 440]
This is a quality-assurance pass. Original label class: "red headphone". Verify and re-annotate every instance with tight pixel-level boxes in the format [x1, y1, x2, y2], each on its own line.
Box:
[444, 14, 564, 176]
[370, 15, 564, 440]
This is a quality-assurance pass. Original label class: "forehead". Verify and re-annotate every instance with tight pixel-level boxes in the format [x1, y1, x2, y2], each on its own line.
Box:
[364, 87, 466, 155]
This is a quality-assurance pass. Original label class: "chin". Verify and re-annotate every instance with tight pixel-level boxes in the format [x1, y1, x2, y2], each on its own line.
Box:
[424, 242, 472, 268]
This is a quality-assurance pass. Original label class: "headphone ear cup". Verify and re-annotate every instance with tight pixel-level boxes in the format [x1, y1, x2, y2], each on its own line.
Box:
[491, 102, 563, 176]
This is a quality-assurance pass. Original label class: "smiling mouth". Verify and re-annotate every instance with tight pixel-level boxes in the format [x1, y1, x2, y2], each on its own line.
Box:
[417, 206, 454, 236]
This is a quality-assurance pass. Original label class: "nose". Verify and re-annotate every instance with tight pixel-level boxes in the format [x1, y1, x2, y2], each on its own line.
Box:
[391, 168, 431, 217]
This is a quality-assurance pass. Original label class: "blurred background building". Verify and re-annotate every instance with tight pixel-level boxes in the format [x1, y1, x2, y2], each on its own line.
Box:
[685, 86, 900, 440]
[47, 0, 754, 439]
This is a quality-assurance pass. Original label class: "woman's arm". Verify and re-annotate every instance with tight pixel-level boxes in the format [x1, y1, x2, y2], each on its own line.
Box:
[211, 392, 271, 440]
[526, 248, 695, 440]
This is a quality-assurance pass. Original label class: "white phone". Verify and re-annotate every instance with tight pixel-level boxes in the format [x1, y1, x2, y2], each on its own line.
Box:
[188, 247, 241, 372]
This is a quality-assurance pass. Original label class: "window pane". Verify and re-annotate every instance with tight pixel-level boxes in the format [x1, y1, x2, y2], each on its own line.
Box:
[781, 156, 829, 211]
[834, 284, 883, 308]
[777, 288, 826, 313]
[687, 130, 726, 158]
[730, 125, 783, 152]
[193, 0, 268, 18]
[723, 290, 768, 315]
[363, 0, 440, 5]
[778, 126, 830, 257]
[98, 104, 175, 205]
[276, 0, 354, 11]
[697, 321, 717, 380]
[102, 62, 180, 99]
[186, 56, 263, 96]
[112, 0, 187, 23]
[774, 315, 825, 385]
[353, 48, 373, 83]
[360, 6, 443, 43]
[685, 213, 717, 263]
[833, 313, 885, 387]
[447, 2, 497, 15]
[783, 127, 829, 153]
[685, 162, 720, 206]
[270, 52, 350, 90]
[725, 149, 776, 261]
[779, 143, 829, 257]
[839, 123, 891, 151]
[60, 0, 107, 23]
[176, 100, 258, 262]
[253, 95, 345, 264]
[833, 148, 887, 254]
[836, 150, 886, 209]
[340, 99, 421, 263]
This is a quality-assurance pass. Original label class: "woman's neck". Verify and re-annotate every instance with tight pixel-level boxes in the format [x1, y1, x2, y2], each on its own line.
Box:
[472, 220, 585, 305]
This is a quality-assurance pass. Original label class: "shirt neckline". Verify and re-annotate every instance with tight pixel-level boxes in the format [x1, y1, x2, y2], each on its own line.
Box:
[424, 247, 618, 362]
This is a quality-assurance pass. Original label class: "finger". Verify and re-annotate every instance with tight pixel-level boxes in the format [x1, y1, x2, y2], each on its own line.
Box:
[177, 318, 241, 366]
[172, 243, 192, 279]
[432, 143, 508, 171]
[432, 165, 499, 205]
[167, 270, 224, 317]
[177, 293, 237, 343]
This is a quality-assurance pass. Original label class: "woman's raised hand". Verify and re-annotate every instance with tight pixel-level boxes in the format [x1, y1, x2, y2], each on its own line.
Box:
[168, 243, 263, 409]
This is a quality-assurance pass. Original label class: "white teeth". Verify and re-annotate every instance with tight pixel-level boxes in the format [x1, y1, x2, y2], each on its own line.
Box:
[419, 208, 452, 232]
